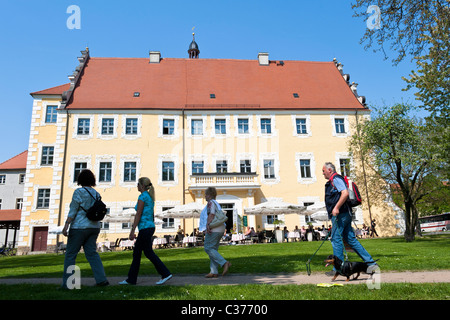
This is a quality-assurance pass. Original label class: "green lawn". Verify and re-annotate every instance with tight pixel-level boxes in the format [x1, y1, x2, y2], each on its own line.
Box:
[1, 234, 449, 300]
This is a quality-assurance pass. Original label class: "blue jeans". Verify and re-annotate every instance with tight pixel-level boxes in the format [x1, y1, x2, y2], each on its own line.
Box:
[331, 212, 376, 271]
[62, 228, 107, 288]
[204, 232, 227, 274]
[126, 227, 171, 284]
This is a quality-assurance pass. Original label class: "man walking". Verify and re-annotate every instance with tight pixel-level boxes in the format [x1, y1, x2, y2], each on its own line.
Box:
[322, 162, 378, 276]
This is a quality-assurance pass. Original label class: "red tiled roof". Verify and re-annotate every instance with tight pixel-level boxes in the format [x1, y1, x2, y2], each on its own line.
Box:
[0, 151, 27, 170]
[64, 57, 365, 110]
[0, 209, 21, 221]
[30, 83, 70, 96]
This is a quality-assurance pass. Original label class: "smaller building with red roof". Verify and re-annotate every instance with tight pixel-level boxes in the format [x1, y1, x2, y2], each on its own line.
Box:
[0, 150, 27, 248]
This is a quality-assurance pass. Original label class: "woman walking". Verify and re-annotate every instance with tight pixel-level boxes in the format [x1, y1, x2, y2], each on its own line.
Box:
[120, 177, 172, 285]
[200, 187, 231, 278]
[61, 169, 109, 288]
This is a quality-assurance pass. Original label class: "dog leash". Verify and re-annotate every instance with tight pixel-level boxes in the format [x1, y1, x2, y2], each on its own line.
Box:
[305, 216, 349, 276]
[305, 228, 332, 276]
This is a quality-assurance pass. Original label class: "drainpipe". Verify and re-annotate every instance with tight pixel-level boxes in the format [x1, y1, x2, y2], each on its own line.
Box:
[354, 109, 372, 223]
[182, 108, 186, 205]
[56, 109, 70, 249]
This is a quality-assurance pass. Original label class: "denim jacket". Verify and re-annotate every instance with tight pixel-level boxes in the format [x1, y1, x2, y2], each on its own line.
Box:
[68, 187, 101, 229]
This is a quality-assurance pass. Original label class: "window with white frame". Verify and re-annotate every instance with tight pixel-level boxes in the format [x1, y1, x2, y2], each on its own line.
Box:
[215, 119, 226, 135]
[162, 219, 175, 229]
[73, 162, 87, 182]
[237, 118, 249, 134]
[216, 160, 228, 173]
[162, 162, 175, 181]
[335, 118, 346, 134]
[100, 220, 110, 230]
[292, 115, 311, 138]
[125, 118, 138, 135]
[240, 160, 252, 173]
[124, 162, 137, 182]
[161, 207, 175, 229]
[296, 118, 308, 134]
[304, 202, 315, 223]
[263, 160, 275, 179]
[299, 159, 312, 178]
[260, 118, 272, 134]
[16, 198, 23, 210]
[101, 118, 115, 135]
[191, 119, 203, 135]
[295, 152, 316, 184]
[37, 188, 51, 209]
[192, 161, 204, 174]
[0, 175, 5, 184]
[77, 118, 90, 135]
[266, 215, 278, 224]
[45, 105, 58, 123]
[41, 146, 54, 166]
[162, 119, 175, 135]
[19, 174, 25, 184]
[122, 222, 131, 230]
[99, 162, 112, 182]
[339, 158, 351, 177]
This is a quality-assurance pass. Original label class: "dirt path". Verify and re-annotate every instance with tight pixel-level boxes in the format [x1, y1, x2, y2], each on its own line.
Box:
[1, 270, 449, 286]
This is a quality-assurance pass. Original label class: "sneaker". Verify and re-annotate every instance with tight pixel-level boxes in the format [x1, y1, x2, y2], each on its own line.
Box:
[366, 263, 380, 274]
[119, 280, 132, 285]
[156, 274, 172, 285]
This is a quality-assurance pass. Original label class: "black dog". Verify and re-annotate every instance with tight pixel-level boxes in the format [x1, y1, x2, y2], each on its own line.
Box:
[324, 254, 374, 282]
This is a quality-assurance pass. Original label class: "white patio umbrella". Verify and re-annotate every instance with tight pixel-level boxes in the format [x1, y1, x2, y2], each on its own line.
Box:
[103, 208, 136, 223]
[244, 199, 307, 215]
[157, 202, 203, 218]
[303, 202, 327, 216]
[310, 211, 329, 221]
[157, 202, 204, 232]
[307, 203, 330, 227]
[49, 226, 64, 234]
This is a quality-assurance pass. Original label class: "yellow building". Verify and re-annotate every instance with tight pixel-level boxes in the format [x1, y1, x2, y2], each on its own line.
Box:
[18, 44, 402, 253]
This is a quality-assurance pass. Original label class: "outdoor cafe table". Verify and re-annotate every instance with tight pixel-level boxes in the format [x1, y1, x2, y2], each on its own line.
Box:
[287, 232, 300, 241]
[182, 236, 196, 246]
[153, 237, 167, 247]
[231, 234, 245, 243]
[119, 240, 135, 250]
[97, 241, 110, 252]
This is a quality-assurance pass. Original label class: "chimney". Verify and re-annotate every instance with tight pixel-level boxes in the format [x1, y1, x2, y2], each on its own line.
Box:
[258, 52, 269, 66]
[149, 51, 161, 63]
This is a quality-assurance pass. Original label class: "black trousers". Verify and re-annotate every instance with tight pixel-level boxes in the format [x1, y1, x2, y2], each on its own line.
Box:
[126, 227, 171, 284]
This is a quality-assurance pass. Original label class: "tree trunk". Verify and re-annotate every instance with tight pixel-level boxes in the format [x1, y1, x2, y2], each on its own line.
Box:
[403, 202, 415, 242]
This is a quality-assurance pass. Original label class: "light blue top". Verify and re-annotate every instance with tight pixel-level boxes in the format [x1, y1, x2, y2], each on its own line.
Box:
[332, 176, 347, 193]
[135, 191, 155, 230]
[68, 187, 101, 229]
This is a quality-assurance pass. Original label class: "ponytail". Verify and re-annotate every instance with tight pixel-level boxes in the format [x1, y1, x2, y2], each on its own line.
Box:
[148, 184, 155, 201]
[138, 177, 156, 201]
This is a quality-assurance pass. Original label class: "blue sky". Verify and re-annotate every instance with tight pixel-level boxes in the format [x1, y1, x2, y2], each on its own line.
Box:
[0, 0, 421, 162]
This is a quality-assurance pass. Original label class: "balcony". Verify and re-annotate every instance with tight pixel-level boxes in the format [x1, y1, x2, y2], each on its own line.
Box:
[188, 172, 260, 191]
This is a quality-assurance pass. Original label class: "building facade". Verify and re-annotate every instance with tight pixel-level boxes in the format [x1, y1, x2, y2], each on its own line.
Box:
[18, 45, 402, 253]
[0, 151, 27, 247]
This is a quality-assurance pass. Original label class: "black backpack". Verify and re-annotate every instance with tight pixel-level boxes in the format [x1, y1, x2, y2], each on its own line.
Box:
[80, 187, 107, 221]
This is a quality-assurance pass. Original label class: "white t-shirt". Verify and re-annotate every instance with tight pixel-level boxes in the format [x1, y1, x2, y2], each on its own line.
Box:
[199, 199, 226, 233]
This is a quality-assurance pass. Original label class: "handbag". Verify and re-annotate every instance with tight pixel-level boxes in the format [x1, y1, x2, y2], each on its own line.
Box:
[209, 200, 228, 228]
